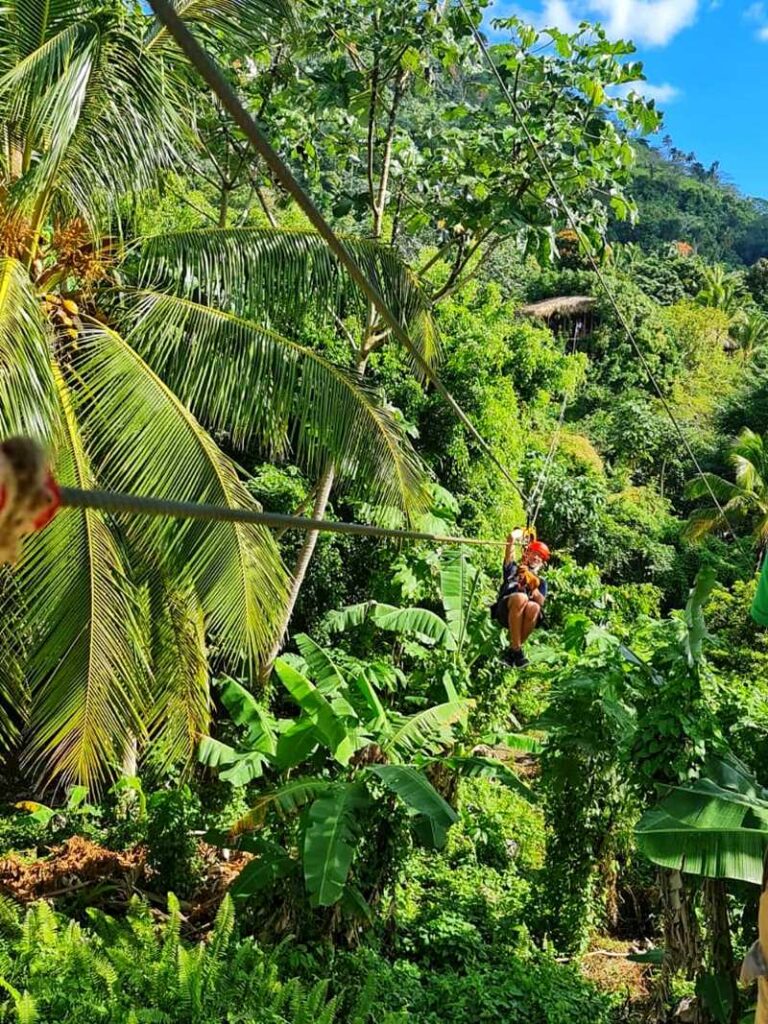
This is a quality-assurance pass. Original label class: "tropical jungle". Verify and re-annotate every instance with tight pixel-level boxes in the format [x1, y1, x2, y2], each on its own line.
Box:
[0, 0, 768, 1020]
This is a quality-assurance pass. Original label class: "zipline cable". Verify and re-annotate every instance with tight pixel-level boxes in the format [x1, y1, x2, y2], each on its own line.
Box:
[59, 485, 506, 547]
[145, 0, 528, 507]
[457, 0, 737, 537]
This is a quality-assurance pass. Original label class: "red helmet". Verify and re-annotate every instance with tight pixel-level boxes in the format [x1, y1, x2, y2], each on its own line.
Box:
[526, 540, 551, 562]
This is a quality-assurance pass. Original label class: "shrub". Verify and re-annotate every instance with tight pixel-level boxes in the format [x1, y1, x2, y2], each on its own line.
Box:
[0, 896, 342, 1024]
[145, 786, 203, 899]
[325, 946, 616, 1024]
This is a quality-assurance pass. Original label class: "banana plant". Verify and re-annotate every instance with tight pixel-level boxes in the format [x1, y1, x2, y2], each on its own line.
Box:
[200, 633, 474, 908]
[325, 547, 500, 699]
[636, 755, 768, 886]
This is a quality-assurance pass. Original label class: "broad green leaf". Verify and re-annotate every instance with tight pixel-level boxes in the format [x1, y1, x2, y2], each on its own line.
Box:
[275, 659, 357, 764]
[382, 701, 469, 759]
[66, 785, 89, 810]
[229, 843, 298, 900]
[444, 755, 536, 803]
[294, 634, 345, 695]
[696, 973, 736, 1024]
[326, 601, 453, 648]
[303, 782, 370, 906]
[274, 718, 319, 770]
[219, 750, 271, 786]
[218, 677, 276, 752]
[230, 777, 332, 835]
[683, 568, 717, 666]
[353, 671, 387, 726]
[636, 775, 768, 885]
[368, 765, 457, 829]
[198, 736, 238, 769]
[339, 884, 373, 924]
[439, 547, 479, 647]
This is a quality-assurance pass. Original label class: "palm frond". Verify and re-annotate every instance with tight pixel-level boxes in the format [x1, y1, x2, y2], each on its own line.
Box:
[145, 0, 294, 50]
[144, 571, 211, 775]
[684, 473, 738, 503]
[731, 429, 767, 492]
[18, 366, 147, 788]
[0, 21, 84, 134]
[682, 509, 732, 542]
[69, 324, 289, 670]
[381, 701, 469, 760]
[0, 0, 86, 69]
[0, 257, 59, 439]
[3, 18, 181, 224]
[0, 572, 29, 752]
[117, 290, 429, 514]
[135, 228, 440, 370]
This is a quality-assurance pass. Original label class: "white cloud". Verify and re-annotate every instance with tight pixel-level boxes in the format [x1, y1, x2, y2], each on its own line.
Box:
[507, 0, 700, 46]
[541, 0, 581, 30]
[759, 23, 768, 37]
[591, 0, 699, 46]
[745, 2, 767, 20]
[611, 80, 681, 103]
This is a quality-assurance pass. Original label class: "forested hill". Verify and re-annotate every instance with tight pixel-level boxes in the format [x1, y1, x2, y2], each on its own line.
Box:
[610, 139, 768, 265]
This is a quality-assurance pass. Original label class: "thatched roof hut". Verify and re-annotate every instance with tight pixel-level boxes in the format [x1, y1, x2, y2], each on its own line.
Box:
[520, 296, 596, 319]
[519, 295, 597, 340]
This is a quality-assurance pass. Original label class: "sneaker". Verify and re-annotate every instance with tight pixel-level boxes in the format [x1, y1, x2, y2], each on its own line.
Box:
[502, 648, 529, 669]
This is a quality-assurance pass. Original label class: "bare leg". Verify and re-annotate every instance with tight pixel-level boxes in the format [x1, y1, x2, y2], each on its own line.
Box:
[521, 601, 541, 646]
[507, 593, 529, 650]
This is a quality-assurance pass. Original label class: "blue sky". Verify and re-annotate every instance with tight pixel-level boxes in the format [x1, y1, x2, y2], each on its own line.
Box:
[485, 1, 768, 199]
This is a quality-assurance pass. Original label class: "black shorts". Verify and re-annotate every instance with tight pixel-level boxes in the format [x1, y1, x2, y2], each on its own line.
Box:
[492, 594, 546, 630]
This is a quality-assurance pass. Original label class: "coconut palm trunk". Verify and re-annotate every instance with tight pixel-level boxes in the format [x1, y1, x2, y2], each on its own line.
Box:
[259, 462, 336, 683]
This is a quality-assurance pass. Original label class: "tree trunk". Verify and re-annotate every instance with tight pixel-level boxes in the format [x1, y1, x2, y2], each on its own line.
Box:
[218, 187, 230, 229]
[703, 879, 739, 1024]
[259, 463, 336, 683]
[653, 869, 706, 1023]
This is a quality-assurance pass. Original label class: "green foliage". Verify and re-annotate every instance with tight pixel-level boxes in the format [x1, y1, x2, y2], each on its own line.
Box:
[323, 946, 615, 1024]
[202, 640, 467, 915]
[609, 141, 768, 265]
[636, 756, 768, 885]
[0, 897, 341, 1023]
[146, 787, 203, 900]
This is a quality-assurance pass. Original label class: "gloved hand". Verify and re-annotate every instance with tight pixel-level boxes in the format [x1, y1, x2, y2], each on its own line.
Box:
[517, 567, 540, 593]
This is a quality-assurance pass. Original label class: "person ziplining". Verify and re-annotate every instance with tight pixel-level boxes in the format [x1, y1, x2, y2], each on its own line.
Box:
[491, 529, 551, 668]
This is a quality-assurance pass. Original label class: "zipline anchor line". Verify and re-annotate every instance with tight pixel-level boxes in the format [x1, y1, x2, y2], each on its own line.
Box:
[59, 486, 507, 548]
[146, 0, 528, 507]
[457, 0, 737, 539]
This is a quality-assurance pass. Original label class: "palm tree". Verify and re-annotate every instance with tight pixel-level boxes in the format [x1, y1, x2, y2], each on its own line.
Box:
[684, 429, 768, 548]
[730, 312, 768, 363]
[0, 0, 433, 787]
[695, 265, 746, 319]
